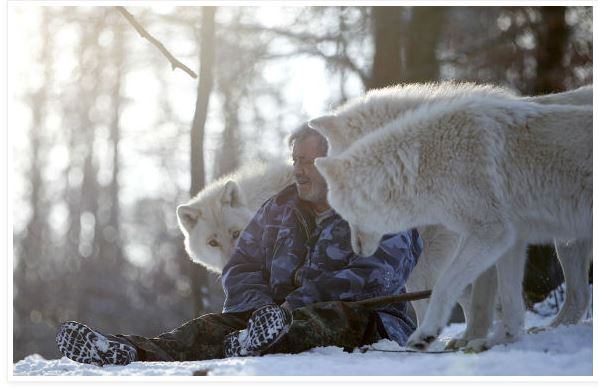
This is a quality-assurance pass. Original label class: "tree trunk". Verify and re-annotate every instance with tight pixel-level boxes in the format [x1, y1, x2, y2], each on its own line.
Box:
[20, 10, 51, 269]
[213, 85, 240, 179]
[75, 13, 105, 319]
[187, 6, 217, 316]
[368, 6, 403, 90]
[533, 6, 568, 94]
[13, 7, 53, 363]
[404, 7, 444, 83]
[100, 14, 125, 266]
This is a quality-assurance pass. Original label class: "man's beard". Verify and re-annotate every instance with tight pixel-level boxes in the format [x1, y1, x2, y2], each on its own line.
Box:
[296, 182, 327, 205]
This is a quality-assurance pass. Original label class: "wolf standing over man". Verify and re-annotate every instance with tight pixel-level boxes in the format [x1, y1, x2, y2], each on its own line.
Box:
[55, 123, 422, 366]
[312, 90, 592, 351]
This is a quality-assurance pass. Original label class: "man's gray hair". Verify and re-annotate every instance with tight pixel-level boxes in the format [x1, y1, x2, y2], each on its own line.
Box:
[287, 122, 328, 154]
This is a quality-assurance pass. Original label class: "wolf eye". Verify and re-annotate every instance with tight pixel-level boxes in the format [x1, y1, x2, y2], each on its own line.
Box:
[208, 239, 220, 247]
[232, 230, 240, 239]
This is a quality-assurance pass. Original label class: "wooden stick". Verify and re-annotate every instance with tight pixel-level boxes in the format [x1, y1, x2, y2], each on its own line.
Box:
[349, 289, 432, 309]
[116, 6, 198, 79]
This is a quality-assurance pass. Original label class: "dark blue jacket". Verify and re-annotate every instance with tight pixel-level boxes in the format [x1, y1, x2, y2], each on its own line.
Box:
[221, 185, 423, 345]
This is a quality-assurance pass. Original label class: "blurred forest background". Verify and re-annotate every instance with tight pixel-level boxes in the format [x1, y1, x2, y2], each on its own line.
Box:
[10, 5, 592, 361]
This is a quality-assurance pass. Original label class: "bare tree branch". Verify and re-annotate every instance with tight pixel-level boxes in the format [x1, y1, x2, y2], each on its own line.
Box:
[231, 22, 370, 85]
[304, 48, 370, 86]
[235, 23, 339, 44]
[438, 23, 530, 65]
[115, 6, 197, 79]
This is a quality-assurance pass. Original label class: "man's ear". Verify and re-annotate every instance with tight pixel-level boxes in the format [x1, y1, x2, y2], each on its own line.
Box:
[177, 204, 201, 233]
[315, 157, 344, 182]
[221, 180, 245, 208]
[308, 115, 342, 146]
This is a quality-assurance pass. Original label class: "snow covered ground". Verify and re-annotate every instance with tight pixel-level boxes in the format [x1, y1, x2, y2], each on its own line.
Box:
[13, 309, 593, 377]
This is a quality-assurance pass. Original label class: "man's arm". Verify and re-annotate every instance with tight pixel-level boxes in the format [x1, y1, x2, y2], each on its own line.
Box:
[221, 203, 275, 313]
[284, 228, 422, 309]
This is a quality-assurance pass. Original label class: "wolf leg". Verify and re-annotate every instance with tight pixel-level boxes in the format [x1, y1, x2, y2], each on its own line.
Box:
[405, 251, 431, 327]
[466, 239, 527, 351]
[409, 225, 462, 329]
[446, 265, 497, 350]
[407, 225, 514, 351]
[409, 299, 429, 328]
[463, 266, 497, 340]
[405, 253, 436, 327]
[550, 239, 592, 327]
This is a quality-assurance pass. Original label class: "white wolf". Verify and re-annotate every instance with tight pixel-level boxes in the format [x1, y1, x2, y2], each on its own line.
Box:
[314, 96, 592, 351]
[309, 82, 592, 349]
[176, 161, 294, 273]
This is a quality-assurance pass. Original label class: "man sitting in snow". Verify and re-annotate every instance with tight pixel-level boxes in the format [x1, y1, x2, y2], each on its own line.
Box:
[56, 123, 422, 365]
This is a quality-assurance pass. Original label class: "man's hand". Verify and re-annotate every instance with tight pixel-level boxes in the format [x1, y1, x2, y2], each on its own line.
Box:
[245, 303, 293, 355]
[223, 303, 293, 357]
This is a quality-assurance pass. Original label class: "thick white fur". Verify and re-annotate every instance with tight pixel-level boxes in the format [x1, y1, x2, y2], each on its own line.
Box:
[310, 82, 591, 155]
[176, 161, 294, 273]
[310, 82, 592, 349]
[315, 96, 592, 350]
[522, 85, 593, 106]
[310, 81, 516, 156]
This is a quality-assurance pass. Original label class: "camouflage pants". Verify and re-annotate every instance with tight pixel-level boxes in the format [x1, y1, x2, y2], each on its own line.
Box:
[113, 301, 383, 362]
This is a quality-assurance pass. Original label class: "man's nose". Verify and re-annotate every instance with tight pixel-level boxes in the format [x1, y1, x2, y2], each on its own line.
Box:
[293, 163, 305, 176]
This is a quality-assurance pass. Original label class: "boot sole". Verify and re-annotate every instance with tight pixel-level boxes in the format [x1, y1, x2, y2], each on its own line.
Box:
[56, 321, 136, 366]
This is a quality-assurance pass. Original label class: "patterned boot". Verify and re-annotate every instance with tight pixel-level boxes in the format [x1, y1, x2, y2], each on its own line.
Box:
[56, 321, 137, 366]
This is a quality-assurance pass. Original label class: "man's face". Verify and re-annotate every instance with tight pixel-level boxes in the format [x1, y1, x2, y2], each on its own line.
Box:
[292, 135, 329, 207]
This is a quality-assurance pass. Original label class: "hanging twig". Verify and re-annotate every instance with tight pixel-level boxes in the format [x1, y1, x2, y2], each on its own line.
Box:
[115, 6, 198, 79]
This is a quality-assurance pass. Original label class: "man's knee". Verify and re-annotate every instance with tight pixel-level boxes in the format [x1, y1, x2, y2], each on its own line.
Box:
[192, 311, 251, 328]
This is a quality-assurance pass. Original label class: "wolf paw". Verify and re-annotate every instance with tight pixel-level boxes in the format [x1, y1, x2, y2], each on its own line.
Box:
[462, 328, 520, 352]
[407, 329, 438, 351]
[444, 338, 468, 351]
[462, 338, 491, 353]
[549, 312, 581, 328]
[491, 328, 521, 346]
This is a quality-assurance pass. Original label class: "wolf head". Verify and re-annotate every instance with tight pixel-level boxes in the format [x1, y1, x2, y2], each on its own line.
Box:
[315, 121, 420, 257]
[315, 156, 384, 257]
[177, 180, 255, 273]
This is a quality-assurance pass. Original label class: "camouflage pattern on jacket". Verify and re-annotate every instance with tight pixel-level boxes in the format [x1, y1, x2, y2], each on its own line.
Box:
[221, 184, 423, 345]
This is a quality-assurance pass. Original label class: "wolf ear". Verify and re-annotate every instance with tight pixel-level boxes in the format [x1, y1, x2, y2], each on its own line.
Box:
[308, 115, 342, 144]
[396, 144, 420, 184]
[177, 204, 201, 233]
[221, 180, 245, 208]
